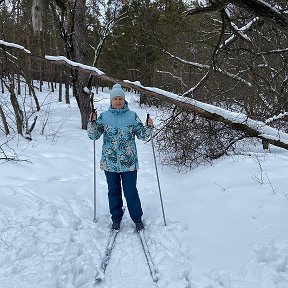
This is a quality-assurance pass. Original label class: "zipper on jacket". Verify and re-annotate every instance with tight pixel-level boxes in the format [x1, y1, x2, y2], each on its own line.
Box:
[116, 113, 120, 172]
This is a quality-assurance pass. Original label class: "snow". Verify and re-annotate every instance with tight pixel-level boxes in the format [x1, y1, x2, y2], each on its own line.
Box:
[163, 51, 210, 69]
[190, 0, 210, 9]
[1, 85, 288, 288]
[45, 56, 105, 76]
[265, 112, 288, 124]
[257, 0, 280, 14]
[124, 80, 288, 145]
[2, 38, 286, 146]
[222, 16, 259, 47]
[0, 39, 31, 54]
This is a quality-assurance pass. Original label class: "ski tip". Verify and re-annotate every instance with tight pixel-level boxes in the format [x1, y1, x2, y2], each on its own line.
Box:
[152, 273, 159, 282]
[95, 270, 105, 282]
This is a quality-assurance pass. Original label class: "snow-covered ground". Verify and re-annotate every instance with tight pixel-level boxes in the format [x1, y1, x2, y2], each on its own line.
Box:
[0, 86, 288, 288]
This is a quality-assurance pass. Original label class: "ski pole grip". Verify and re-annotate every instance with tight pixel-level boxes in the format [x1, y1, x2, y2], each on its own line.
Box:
[146, 113, 150, 126]
[90, 111, 96, 122]
[90, 93, 97, 122]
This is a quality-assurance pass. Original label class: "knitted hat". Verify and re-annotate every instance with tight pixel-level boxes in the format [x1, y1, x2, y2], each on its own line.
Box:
[110, 84, 125, 101]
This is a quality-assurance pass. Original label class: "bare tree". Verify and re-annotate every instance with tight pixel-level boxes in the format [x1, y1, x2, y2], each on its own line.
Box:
[151, 0, 288, 165]
[4, 75, 23, 136]
[0, 103, 9, 135]
[1, 0, 287, 168]
[186, 0, 288, 27]
[47, 0, 128, 129]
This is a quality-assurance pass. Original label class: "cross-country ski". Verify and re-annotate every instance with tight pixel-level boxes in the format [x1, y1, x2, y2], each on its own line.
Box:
[94, 229, 120, 282]
[137, 229, 159, 282]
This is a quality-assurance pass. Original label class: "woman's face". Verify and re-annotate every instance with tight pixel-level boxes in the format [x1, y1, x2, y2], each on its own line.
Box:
[111, 96, 125, 109]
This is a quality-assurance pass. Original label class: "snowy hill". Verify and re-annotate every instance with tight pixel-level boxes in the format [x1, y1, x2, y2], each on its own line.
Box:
[0, 87, 288, 288]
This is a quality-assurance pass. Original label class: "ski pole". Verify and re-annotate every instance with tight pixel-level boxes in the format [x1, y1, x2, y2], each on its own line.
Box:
[90, 93, 97, 223]
[147, 114, 167, 226]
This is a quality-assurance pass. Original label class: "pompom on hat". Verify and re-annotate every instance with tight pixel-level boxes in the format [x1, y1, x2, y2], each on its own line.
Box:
[110, 83, 125, 101]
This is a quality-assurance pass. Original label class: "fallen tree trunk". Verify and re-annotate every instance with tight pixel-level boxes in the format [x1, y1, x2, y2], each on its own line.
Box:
[42, 56, 288, 150]
[1, 40, 287, 150]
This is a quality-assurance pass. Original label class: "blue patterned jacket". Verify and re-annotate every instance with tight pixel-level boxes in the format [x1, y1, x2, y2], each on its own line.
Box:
[87, 102, 151, 172]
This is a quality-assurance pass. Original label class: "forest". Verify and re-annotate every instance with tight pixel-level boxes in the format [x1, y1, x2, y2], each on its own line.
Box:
[0, 0, 287, 168]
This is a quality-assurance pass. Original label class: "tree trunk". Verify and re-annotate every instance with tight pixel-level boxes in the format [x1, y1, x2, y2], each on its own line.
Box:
[59, 73, 63, 102]
[26, 77, 40, 111]
[9, 79, 23, 136]
[17, 73, 21, 95]
[72, 0, 89, 129]
[0, 104, 9, 135]
[65, 74, 70, 104]
[32, 0, 44, 33]
[40, 32, 44, 91]
[139, 0, 150, 105]
[51, 79, 55, 92]
[1, 78, 4, 94]
[3, 38, 287, 150]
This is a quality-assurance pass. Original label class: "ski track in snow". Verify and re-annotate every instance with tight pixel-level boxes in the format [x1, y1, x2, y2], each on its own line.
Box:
[0, 90, 190, 288]
[1, 87, 288, 288]
[0, 187, 190, 288]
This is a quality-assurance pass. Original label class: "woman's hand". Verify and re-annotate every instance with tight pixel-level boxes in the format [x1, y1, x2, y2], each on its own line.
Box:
[90, 111, 97, 121]
[147, 116, 153, 127]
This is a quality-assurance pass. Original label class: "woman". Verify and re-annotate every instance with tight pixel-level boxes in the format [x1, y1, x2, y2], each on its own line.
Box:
[88, 84, 153, 231]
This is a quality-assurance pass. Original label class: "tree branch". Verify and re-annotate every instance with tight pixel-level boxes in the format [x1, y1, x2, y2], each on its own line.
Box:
[1, 39, 288, 150]
[185, 0, 288, 27]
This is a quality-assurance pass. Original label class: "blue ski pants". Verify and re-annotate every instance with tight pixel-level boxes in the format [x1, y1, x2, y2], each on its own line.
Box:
[104, 170, 143, 223]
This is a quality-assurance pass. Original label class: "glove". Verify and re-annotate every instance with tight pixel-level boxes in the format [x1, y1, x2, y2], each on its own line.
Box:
[90, 111, 97, 122]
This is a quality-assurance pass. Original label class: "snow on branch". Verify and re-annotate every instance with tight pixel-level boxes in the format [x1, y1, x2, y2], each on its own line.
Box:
[0, 39, 31, 54]
[45, 55, 105, 76]
[185, 0, 223, 15]
[2, 39, 288, 150]
[216, 67, 252, 87]
[164, 50, 210, 69]
[265, 112, 288, 124]
[222, 10, 260, 45]
[164, 50, 252, 87]
[163, 16, 259, 92]
[185, 0, 288, 27]
[239, 1, 288, 27]
[123, 80, 288, 149]
[260, 48, 288, 54]
[156, 70, 188, 87]
[182, 71, 212, 96]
